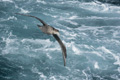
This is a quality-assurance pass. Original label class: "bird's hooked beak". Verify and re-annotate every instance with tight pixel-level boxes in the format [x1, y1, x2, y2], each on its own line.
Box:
[37, 24, 42, 27]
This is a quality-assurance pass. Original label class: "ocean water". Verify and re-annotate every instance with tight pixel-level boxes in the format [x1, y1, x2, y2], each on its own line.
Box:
[0, 0, 120, 80]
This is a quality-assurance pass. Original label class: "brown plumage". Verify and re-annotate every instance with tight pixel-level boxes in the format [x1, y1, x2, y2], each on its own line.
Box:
[16, 13, 67, 66]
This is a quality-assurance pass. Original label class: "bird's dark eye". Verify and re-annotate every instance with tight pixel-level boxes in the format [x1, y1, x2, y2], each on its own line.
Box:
[53, 27, 55, 30]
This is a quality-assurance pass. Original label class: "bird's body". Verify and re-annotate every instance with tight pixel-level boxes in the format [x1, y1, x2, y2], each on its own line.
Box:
[38, 24, 59, 35]
[38, 25, 52, 34]
[16, 13, 67, 66]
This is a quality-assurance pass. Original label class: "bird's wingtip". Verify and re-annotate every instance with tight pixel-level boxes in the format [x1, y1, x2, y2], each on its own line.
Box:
[15, 13, 21, 15]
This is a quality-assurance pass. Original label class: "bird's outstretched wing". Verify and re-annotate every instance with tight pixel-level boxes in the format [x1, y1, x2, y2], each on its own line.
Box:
[15, 13, 47, 26]
[53, 34, 67, 66]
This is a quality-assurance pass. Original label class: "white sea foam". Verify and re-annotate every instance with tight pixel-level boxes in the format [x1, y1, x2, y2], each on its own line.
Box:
[55, 26, 77, 40]
[36, 0, 46, 4]
[46, 53, 52, 59]
[76, 25, 100, 31]
[78, 50, 104, 59]
[19, 72, 26, 77]
[43, 13, 58, 18]
[14, 2, 30, 14]
[96, 38, 120, 46]
[69, 16, 78, 20]
[7, 16, 17, 20]
[72, 45, 81, 55]
[82, 70, 88, 80]
[54, 0, 118, 14]
[49, 76, 56, 80]
[118, 67, 120, 73]
[20, 8, 30, 14]
[80, 2, 120, 13]
[64, 41, 105, 59]
[21, 38, 52, 47]
[31, 66, 47, 80]
[74, 16, 120, 20]
[0, 0, 13, 3]
[45, 47, 60, 51]
[65, 20, 78, 25]
[23, 25, 28, 29]
[113, 31, 120, 38]
[90, 51, 104, 59]
[99, 46, 120, 66]
[2, 33, 53, 55]
[0, 16, 17, 22]
[1, 31, 67, 58]
[2, 32, 18, 55]
[94, 62, 99, 69]
[2, 38, 18, 54]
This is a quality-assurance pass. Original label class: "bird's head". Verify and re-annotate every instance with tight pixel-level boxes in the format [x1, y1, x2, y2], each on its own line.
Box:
[37, 24, 42, 27]
[53, 28, 60, 35]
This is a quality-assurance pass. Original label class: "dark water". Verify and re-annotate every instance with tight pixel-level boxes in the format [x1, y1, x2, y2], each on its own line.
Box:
[98, 0, 120, 5]
[0, 0, 120, 80]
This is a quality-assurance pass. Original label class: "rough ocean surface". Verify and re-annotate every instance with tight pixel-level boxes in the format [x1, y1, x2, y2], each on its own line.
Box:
[0, 0, 120, 80]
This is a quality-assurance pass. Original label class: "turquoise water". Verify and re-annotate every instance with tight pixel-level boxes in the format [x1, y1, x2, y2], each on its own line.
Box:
[0, 0, 120, 80]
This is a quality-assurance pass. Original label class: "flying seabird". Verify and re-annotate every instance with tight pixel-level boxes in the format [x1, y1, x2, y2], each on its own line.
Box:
[15, 13, 67, 66]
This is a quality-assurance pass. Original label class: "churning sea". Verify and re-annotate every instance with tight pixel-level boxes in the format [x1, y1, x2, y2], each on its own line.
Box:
[0, 0, 120, 80]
